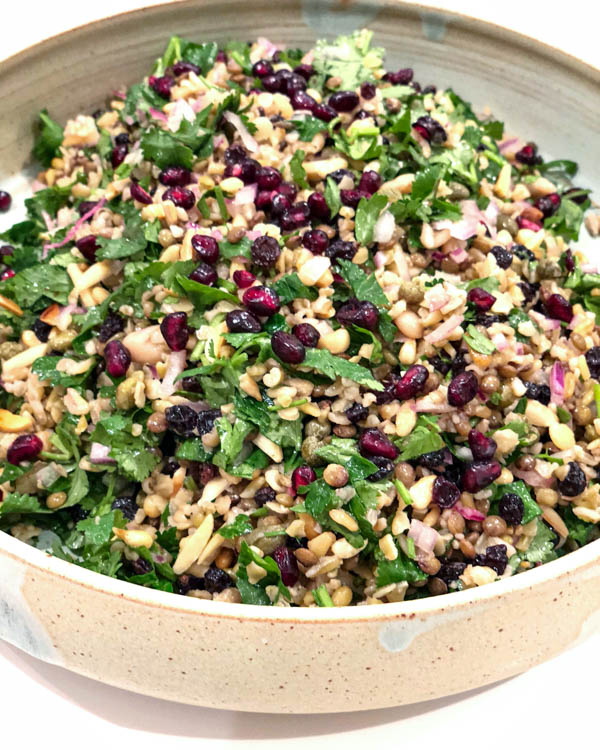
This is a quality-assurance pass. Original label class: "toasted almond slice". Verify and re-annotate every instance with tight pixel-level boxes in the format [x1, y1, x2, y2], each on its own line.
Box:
[0, 294, 23, 317]
[172, 514, 215, 575]
[0, 409, 33, 433]
[2, 343, 48, 376]
[39, 303, 61, 326]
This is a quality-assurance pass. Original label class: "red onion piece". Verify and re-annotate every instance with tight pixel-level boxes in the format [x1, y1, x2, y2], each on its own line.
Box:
[408, 519, 439, 555]
[424, 313, 464, 345]
[455, 502, 486, 522]
[222, 111, 258, 153]
[549, 362, 565, 405]
[90, 442, 116, 465]
[512, 468, 554, 488]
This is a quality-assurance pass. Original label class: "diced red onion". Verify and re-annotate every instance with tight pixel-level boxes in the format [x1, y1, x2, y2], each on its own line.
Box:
[424, 284, 450, 312]
[373, 210, 394, 244]
[491, 332, 508, 351]
[455, 503, 486, 522]
[148, 107, 168, 123]
[160, 350, 187, 397]
[408, 519, 439, 555]
[424, 313, 464, 345]
[257, 36, 281, 58]
[498, 136, 525, 155]
[550, 362, 565, 405]
[374, 251, 386, 269]
[167, 99, 195, 133]
[42, 197, 107, 259]
[90, 442, 116, 465]
[450, 245, 469, 263]
[512, 468, 554, 488]
[222, 111, 258, 153]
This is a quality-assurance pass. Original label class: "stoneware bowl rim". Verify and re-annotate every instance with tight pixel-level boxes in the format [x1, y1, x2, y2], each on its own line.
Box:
[1, 0, 599, 624]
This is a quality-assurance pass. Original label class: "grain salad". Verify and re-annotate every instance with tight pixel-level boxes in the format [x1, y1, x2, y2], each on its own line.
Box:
[0, 29, 599, 607]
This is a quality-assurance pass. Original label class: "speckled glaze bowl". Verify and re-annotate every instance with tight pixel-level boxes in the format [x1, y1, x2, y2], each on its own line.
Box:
[1, 0, 600, 713]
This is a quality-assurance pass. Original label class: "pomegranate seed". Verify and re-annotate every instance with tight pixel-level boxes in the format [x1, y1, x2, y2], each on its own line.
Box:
[225, 145, 246, 164]
[432, 475, 460, 509]
[564, 248, 575, 272]
[271, 331, 305, 364]
[311, 102, 337, 122]
[172, 60, 201, 76]
[358, 171, 382, 194]
[468, 429, 497, 461]
[252, 59, 273, 78]
[337, 298, 379, 331]
[270, 193, 291, 216]
[0, 268, 15, 281]
[233, 270, 256, 288]
[515, 143, 539, 165]
[104, 340, 131, 377]
[130, 181, 153, 204]
[447, 370, 479, 407]
[277, 182, 298, 201]
[7, 434, 43, 465]
[163, 186, 195, 210]
[255, 190, 273, 210]
[0, 245, 14, 257]
[0, 190, 12, 212]
[302, 229, 329, 254]
[189, 263, 218, 286]
[111, 143, 128, 168]
[292, 465, 316, 493]
[340, 189, 369, 208]
[271, 546, 299, 586]
[328, 90, 359, 112]
[243, 285, 281, 317]
[384, 68, 413, 84]
[544, 293, 573, 323]
[290, 90, 316, 111]
[191, 234, 219, 264]
[148, 75, 174, 99]
[251, 235, 281, 268]
[75, 235, 99, 262]
[261, 74, 280, 93]
[360, 82, 376, 99]
[534, 192, 561, 218]
[294, 63, 314, 80]
[160, 311, 189, 351]
[462, 461, 502, 493]
[394, 365, 429, 400]
[77, 200, 99, 216]
[467, 287, 496, 311]
[359, 428, 399, 460]
[226, 309, 261, 333]
[307, 192, 330, 220]
[256, 166, 282, 190]
[280, 202, 311, 231]
[159, 166, 192, 186]
[292, 323, 320, 348]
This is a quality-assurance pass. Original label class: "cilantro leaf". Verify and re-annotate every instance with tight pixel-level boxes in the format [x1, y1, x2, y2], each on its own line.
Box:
[31, 356, 95, 388]
[522, 520, 557, 564]
[464, 324, 496, 355]
[218, 514, 253, 539]
[465, 276, 499, 293]
[544, 197, 589, 242]
[410, 164, 443, 202]
[2, 264, 72, 308]
[291, 116, 328, 141]
[140, 127, 195, 169]
[303, 479, 340, 524]
[219, 236, 251, 260]
[181, 40, 218, 74]
[397, 416, 444, 460]
[337, 258, 389, 306]
[77, 510, 122, 548]
[271, 273, 318, 304]
[32, 109, 63, 167]
[236, 541, 291, 604]
[375, 545, 428, 586]
[354, 193, 388, 246]
[289, 149, 308, 189]
[302, 348, 383, 390]
[175, 274, 239, 306]
[0, 492, 47, 516]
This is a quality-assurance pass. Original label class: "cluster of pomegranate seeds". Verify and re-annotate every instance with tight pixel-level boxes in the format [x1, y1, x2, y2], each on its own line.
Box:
[394, 365, 429, 400]
[7, 434, 43, 465]
[467, 287, 496, 311]
[359, 429, 399, 460]
[160, 312, 189, 351]
[104, 340, 132, 377]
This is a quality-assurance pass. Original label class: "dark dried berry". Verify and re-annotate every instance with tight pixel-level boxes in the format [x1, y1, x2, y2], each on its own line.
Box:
[32, 318, 52, 343]
[307, 192, 330, 220]
[271, 331, 305, 364]
[328, 90, 359, 112]
[360, 81, 376, 99]
[176, 574, 205, 595]
[127, 557, 152, 577]
[366, 455, 395, 481]
[467, 287, 496, 311]
[564, 187, 588, 205]
[430, 355, 451, 376]
[225, 144, 247, 164]
[179, 376, 203, 393]
[557, 461, 586, 497]
[243, 285, 281, 317]
[7, 434, 43, 465]
[189, 262, 218, 286]
[148, 74, 174, 99]
[534, 192, 561, 218]
[294, 63, 314, 81]
[197, 409, 221, 436]
[172, 60, 201, 76]
[585, 346, 600, 379]
[191, 234, 219, 264]
[432, 475, 460, 509]
[160, 311, 189, 351]
[468, 429, 497, 461]
[188, 461, 217, 486]
[77, 200, 99, 216]
[462, 461, 502, 493]
[417, 448, 453, 471]
[302, 229, 329, 254]
[75, 235, 99, 263]
[524, 381, 551, 406]
[272, 546, 299, 586]
[447, 370, 478, 407]
[292, 323, 320, 348]
[337, 298, 379, 331]
[413, 115, 446, 144]
[161, 460, 180, 477]
[255, 486, 276, 506]
[111, 496, 138, 521]
[518, 281, 538, 305]
[226, 309, 261, 333]
[204, 565, 233, 593]
[0, 245, 14, 257]
[325, 239, 357, 262]
[329, 168, 355, 186]
[564, 248, 575, 272]
[261, 74, 280, 92]
[475, 544, 508, 575]
[290, 89, 317, 111]
[345, 402, 369, 424]
[515, 143, 540, 166]
[358, 170, 382, 195]
[233, 269, 256, 288]
[98, 311, 124, 343]
[513, 244, 535, 262]
[359, 428, 398, 460]
[490, 245, 513, 269]
[544, 293, 573, 323]
[165, 405, 198, 437]
[438, 560, 466, 584]
[114, 132, 130, 145]
[292, 465, 316, 493]
[251, 235, 281, 268]
[104, 340, 131, 377]
[373, 374, 400, 405]
[394, 365, 428, 400]
[384, 68, 413, 84]
[498, 492, 524, 526]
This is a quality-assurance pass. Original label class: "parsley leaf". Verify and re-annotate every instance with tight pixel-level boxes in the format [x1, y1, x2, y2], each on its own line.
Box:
[397, 416, 443, 460]
[304, 479, 340, 524]
[289, 149, 308, 189]
[140, 127, 195, 169]
[219, 236, 251, 260]
[312, 29, 384, 91]
[375, 545, 428, 586]
[218, 514, 253, 539]
[2, 265, 72, 308]
[291, 116, 328, 141]
[464, 324, 496, 355]
[32, 109, 63, 167]
[175, 274, 239, 306]
[354, 194, 388, 246]
[31, 356, 95, 388]
[302, 349, 383, 391]
[337, 258, 389, 306]
[522, 520, 557, 564]
[324, 176, 341, 218]
[271, 273, 318, 304]
[0, 492, 47, 516]
[236, 541, 291, 605]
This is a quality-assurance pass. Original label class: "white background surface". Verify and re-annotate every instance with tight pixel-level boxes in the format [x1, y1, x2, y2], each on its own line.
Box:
[1, 1, 598, 747]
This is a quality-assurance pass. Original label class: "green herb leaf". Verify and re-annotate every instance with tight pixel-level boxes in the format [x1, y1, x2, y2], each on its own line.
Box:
[397, 416, 443, 461]
[291, 116, 328, 141]
[302, 348, 384, 391]
[313, 584, 335, 607]
[354, 193, 388, 246]
[2, 264, 72, 308]
[218, 514, 253, 539]
[175, 274, 239, 306]
[312, 29, 384, 91]
[490, 481, 542, 525]
[31, 356, 95, 388]
[32, 109, 63, 167]
[219, 236, 252, 260]
[375, 546, 428, 586]
[303, 479, 340, 523]
[271, 273, 318, 304]
[140, 127, 195, 169]
[289, 149, 309, 189]
[522, 520, 557, 564]
[464, 324, 496, 355]
[324, 176, 341, 218]
[337, 258, 389, 306]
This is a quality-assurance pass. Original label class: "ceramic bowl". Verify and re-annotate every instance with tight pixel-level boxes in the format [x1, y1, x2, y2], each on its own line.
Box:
[1, 0, 600, 713]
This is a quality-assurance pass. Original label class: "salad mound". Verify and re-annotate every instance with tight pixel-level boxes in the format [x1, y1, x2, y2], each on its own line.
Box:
[0, 30, 599, 607]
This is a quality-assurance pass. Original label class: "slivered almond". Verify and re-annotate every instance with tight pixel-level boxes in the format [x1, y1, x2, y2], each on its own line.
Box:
[172, 514, 215, 574]
[39, 303, 61, 326]
[200, 477, 229, 503]
[0, 294, 23, 317]
[0, 409, 33, 433]
[253, 433, 283, 463]
[2, 343, 48, 376]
